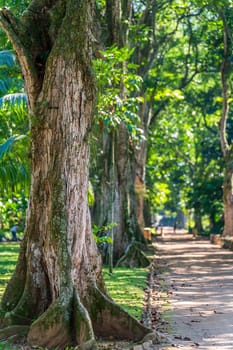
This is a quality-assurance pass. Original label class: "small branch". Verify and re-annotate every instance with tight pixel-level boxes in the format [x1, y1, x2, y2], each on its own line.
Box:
[202, 113, 217, 136]
[150, 99, 168, 126]
[0, 8, 39, 110]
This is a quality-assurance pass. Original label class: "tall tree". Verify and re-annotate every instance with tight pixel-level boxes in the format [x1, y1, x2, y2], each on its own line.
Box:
[0, 0, 149, 348]
[93, 0, 146, 264]
[218, 5, 233, 236]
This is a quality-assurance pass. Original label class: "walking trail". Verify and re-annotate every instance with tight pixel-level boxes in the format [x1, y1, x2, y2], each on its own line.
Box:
[152, 227, 233, 350]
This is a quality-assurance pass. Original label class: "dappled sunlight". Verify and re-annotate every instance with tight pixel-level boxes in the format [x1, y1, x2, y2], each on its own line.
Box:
[156, 228, 233, 349]
[103, 267, 147, 320]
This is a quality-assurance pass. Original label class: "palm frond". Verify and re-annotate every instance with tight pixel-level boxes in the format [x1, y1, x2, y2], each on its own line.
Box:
[0, 50, 16, 68]
[0, 135, 26, 159]
[0, 160, 29, 191]
[0, 135, 29, 192]
[0, 79, 15, 95]
[0, 93, 27, 107]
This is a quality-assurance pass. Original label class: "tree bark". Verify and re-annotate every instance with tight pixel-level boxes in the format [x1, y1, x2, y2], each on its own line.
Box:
[219, 11, 233, 237]
[0, 1, 150, 347]
[193, 207, 203, 234]
[222, 150, 233, 237]
[94, 125, 144, 263]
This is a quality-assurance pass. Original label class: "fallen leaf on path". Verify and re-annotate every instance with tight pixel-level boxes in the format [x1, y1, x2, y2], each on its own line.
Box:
[174, 335, 191, 341]
[214, 310, 224, 314]
[183, 336, 191, 341]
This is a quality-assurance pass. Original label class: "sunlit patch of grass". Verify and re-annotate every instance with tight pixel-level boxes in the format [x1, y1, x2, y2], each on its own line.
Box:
[103, 267, 148, 320]
[0, 243, 20, 299]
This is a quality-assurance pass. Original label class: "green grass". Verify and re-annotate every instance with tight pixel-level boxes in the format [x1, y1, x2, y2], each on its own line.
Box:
[0, 243, 20, 299]
[0, 244, 148, 321]
[103, 267, 148, 319]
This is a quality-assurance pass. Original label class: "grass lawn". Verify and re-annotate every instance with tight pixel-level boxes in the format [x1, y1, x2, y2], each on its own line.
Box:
[0, 243, 148, 321]
[0, 243, 20, 300]
[103, 267, 148, 319]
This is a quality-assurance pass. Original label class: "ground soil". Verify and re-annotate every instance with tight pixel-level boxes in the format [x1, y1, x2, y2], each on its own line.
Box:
[152, 227, 233, 350]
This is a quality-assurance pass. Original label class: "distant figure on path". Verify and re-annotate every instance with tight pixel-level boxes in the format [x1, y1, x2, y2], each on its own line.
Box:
[10, 225, 19, 241]
[173, 222, 177, 233]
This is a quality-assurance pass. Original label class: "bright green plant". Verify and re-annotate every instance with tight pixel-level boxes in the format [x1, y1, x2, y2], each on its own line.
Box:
[0, 191, 28, 236]
[94, 45, 145, 141]
[92, 222, 116, 244]
[0, 49, 29, 194]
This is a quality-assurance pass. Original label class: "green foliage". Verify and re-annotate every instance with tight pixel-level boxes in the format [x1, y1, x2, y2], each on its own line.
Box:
[94, 46, 145, 141]
[142, 1, 230, 233]
[0, 48, 29, 194]
[0, 135, 25, 159]
[0, 131, 29, 193]
[0, 93, 27, 107]
[92, 223, 117, 244]
[0, 51, 23, 97]
[0, 191, 28, 234]
[88, 181, 95, 207]
[0, 50, 16, 68]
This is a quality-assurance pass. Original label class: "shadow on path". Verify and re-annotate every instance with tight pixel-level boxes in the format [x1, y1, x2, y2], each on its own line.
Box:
[154, 227, 233, 350]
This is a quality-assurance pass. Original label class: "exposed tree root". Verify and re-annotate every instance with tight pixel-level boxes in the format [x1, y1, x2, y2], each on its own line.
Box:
[3, 289, 37, 327]
[87, 285, 151, 341]
[73, 288, 98, 350]
[26, 287, 98, 349]
[27, 292, 73, 348]
[0, 325, 29, 342]
[0, 278, 151, 349]
[0, 285, 151, 349]
[116, 241, 151, 268]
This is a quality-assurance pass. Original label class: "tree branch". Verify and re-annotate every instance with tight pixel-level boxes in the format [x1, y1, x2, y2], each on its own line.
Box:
[0, 7, 39, 110]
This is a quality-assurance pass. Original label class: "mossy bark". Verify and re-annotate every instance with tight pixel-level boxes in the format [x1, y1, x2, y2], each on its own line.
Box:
[219, 17, 233, 238]
[222, 148, 233, 237]
[116, 242, 151, 268]
[93, 127, 146, 263]
[0, 0, 151, 348]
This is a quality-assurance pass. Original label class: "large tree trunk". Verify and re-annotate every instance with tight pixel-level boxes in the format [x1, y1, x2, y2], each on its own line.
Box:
[92, 0, 145, 263]
[219, 13, 233, 237]
[0, 1, 150, 348]
[134, 101, 152, 233]
[134, 140, 147, 233]
[222, 153, 233, 237]
[193, 207, 203, 234]
[94, 126, 144, 263]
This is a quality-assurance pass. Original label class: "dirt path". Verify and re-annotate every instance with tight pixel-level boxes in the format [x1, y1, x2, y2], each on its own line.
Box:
[153, 228, 233, 350]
